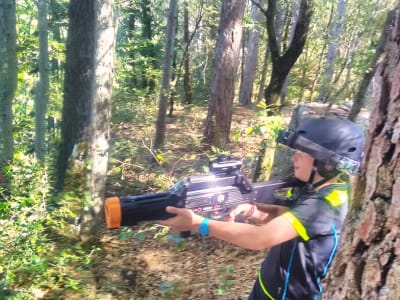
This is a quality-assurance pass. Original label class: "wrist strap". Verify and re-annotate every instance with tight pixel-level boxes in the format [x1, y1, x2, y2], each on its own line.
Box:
[198, 218, 210, 236]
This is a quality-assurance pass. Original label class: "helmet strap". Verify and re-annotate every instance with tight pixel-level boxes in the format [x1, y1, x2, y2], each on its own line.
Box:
[305, 165, 317, 191]
[305, 161, 332, 192]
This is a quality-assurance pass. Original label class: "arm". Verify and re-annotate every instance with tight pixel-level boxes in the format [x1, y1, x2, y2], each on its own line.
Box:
[230, 203, 289, 224]
[159, 206, 298, 251]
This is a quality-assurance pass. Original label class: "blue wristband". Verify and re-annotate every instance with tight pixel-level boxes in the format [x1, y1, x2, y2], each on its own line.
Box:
[198, 218, 210, 236]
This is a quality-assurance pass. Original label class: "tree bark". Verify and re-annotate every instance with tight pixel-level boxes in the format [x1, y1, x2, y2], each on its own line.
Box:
[55, 0, 96, 191]
[79, 0, 116, 241]
[323, 2, 400, 298]
[239, 0, 264, 106]
[0, 0, 17, 168]
[203, 0, 246, 148]
[35, 0, 50, 163]
[154, 0, 178, 149]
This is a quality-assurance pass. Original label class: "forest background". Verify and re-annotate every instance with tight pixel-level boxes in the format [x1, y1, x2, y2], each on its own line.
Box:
[0, 0, 399, 299]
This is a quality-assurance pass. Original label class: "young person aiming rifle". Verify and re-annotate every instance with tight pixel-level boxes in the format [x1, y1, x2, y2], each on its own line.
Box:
[160, 117, 365, 300]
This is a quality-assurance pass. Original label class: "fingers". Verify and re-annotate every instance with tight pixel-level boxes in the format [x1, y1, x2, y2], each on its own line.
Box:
[165, 206, 181, 214]
[158, 206, 187, 227]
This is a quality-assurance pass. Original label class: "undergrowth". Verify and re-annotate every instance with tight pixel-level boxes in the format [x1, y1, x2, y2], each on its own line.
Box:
[0, 154, 100, 300]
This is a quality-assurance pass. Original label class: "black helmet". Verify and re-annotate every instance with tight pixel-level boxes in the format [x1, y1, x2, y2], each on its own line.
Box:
[277, 117, 365, 176]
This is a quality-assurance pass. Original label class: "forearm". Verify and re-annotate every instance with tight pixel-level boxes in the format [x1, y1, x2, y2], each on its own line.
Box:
[160, 206, 298, 250]
[193, 219, 269, 251]
[255, 204, 288, 222]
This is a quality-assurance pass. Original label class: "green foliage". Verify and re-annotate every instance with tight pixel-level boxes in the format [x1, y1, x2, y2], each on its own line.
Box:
[235, 104, 284, 143]
[217, 265, 235, 295]
[0, 154, 99, 299]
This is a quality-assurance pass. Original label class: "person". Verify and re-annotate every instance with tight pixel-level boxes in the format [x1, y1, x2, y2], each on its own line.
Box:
[159, 117, 365, 300]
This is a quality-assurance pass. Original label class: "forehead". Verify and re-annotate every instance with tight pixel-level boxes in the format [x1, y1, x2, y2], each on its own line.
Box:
[293, 150, 314, 160]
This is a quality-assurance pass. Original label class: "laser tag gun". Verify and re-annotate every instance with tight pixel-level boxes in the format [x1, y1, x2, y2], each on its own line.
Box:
[105, 155, 300, 229]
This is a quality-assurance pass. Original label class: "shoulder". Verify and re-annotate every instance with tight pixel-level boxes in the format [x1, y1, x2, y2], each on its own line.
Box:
[317, 182, 349, 207]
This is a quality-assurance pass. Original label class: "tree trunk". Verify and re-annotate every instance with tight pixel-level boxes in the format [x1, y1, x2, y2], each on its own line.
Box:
[55, 0, 96, 191]
[256, 46, 270, 103]
[183, 0, 192, 105]
[140, 0, 156, 92]
[317, 0, 346, 103]
[280, 0, 300, 105]
[35, 0, 50, 163]
[203, 0, 246, 148]
[154, 0, 178, 149]
[80, 0, 116, 241]
[348, 9, 394, 122]
[263, 0, 313, 111]
[323, 2, 400, 298]
[0, 0, 17, 168]
[239, 0, 264, 106]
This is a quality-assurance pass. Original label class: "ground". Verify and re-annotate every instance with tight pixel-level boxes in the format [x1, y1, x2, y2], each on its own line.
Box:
[92, 105, 271, 300]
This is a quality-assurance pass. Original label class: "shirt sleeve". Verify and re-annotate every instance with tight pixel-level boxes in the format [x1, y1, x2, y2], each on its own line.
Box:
[282, 195, 342, 241]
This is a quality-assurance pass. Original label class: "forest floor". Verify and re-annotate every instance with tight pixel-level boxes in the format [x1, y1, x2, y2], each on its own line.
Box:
[91, 104, 272, 300]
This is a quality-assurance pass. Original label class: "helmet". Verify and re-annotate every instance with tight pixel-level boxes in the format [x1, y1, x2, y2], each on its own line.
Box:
[276, 117, 365, 176]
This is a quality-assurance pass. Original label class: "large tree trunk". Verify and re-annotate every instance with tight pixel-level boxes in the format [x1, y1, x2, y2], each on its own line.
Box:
[0, 0, 17, 168]
[80, 0, 115, 241]
[55, 0, 96, 191]
[35, 0, 50, 163]
[263, 0, 313, 110]
[154, 0, 178, 149]
[323, 2, 400, 298]
[203, 0, 246, 148]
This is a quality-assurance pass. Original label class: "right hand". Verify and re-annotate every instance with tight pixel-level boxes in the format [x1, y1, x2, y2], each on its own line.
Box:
[230, 203, 255, 221]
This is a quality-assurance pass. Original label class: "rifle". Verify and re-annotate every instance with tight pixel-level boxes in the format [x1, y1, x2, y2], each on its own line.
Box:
[105, 156, 299, 229]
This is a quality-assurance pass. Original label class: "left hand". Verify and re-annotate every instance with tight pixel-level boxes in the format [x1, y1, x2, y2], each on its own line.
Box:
[159, 206, 204, 232]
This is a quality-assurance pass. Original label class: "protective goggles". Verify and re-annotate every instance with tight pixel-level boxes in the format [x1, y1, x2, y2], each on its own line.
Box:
[276, 129, 361, 174]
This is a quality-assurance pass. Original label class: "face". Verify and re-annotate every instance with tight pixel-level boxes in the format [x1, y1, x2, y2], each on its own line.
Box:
[291, 150, 315, 182]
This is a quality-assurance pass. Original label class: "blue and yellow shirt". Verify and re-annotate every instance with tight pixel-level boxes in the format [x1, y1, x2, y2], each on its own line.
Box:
[249, 183, 349, 300]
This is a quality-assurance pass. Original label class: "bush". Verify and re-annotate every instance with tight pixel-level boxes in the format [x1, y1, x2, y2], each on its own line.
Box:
[0, 154, 98, 299]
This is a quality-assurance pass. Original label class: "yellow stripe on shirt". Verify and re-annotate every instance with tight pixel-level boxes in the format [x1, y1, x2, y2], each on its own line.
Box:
[258, 271, 276, 300]
[325, 189, 348, 207]
[283, 212, 310, 241]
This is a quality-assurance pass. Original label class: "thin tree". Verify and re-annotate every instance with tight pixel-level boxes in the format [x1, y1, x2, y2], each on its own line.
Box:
[35, 0, 50, 163]
[183, 0, 192, 104]
[256, 0, 314, 111]
[324, 2, 400, 298]
[347, 9, 394, 121]
[154, 0, 178, 149]
[317, 0, 346, 103]
[239, 0, 264, 106]
[203, 0, 246, 148]
[0, 0, 17, 169]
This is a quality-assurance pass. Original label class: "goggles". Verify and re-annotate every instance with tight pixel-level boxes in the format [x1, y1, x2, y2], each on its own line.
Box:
[276, 129, 361, 174]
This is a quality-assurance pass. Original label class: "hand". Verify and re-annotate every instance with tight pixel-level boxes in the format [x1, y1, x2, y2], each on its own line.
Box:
[159, 206, 204, 232]
[230, 203, 255, 220]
